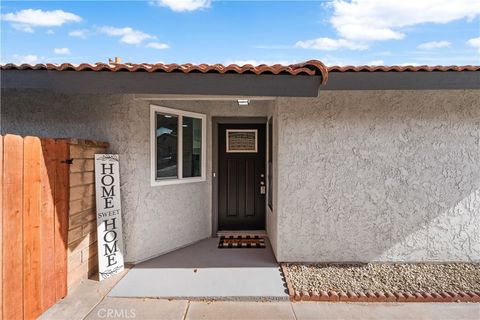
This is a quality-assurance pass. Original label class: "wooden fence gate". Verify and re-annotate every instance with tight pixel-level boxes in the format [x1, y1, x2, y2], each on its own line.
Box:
[1, 134, 69, 320]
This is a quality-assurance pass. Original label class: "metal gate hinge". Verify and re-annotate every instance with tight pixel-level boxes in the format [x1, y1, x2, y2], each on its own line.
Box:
[61, 158, 74, 164]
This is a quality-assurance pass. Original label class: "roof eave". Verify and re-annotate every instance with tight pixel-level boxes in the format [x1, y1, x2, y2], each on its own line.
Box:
[0, 69, 323, 97]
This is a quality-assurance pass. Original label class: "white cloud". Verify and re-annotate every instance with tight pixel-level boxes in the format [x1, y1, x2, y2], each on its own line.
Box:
[69, 29, 88, 39]
[467, 37, 480, 49]
[46, 29, 55, 34]
[368, 60, 384, 65]
[99, 26, 154, 45]
[295, 37, 368, 51]
[11, 23, 35, 33]
[415, 55, 479, 64]
[330, 0, 480, 41]
[54, 47, 71, 55]
[2, 9, 81, 32]
[151, 0, 211, 12]
[146, 42, 170, 49]
[12, 54, 40, 64]
[336, 24, 404, 41]
[316, 54, 367, 66]
[418, 40, 451, 49]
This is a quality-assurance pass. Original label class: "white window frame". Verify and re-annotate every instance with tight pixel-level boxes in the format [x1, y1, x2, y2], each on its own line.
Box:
[150, 104, 207, 186]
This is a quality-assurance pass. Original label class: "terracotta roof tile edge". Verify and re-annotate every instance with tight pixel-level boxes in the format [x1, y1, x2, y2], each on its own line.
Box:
[0, 60, 329, 83]
[2, 61, 479, 86]
[328, 65, 480, 72]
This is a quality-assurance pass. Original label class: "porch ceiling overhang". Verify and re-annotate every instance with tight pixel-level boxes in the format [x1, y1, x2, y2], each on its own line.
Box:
[1, 61, 479, 96]
[0, 60, 327, 97]
[0, 70, 324, 97]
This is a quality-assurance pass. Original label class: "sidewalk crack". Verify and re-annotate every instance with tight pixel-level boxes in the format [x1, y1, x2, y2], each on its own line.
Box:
[182, 301, 191, 320]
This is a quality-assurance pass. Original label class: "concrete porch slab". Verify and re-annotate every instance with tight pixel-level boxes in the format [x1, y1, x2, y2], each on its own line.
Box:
[108, 238, 288, 300]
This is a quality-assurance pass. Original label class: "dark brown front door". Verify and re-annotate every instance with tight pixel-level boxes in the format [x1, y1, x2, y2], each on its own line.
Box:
[218, 123, 266, 230]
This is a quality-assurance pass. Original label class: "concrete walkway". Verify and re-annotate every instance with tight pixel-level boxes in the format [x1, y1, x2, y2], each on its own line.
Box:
[39, 267, 479, 320]
[39, 268, 131, 320]
[84, 297, 480, 320]
[40, 240, 479, 320]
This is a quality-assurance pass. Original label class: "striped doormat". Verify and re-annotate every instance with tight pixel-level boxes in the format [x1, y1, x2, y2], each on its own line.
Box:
[218, 236, 266, 248]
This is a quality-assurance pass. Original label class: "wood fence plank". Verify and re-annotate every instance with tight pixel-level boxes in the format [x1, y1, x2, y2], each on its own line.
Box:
[0, 136, 3, 320]
[23, 136, 42, 319]
[54, 140, 69, 300]
[3, 135, 24, 320]
[40, 139, 56, 311]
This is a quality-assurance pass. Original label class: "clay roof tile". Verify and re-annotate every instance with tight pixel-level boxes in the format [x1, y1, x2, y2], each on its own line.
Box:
[2, 60, 478, 86]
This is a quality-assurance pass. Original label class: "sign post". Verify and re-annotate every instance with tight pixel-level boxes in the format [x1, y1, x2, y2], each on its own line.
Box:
[94, 154, 125, 280]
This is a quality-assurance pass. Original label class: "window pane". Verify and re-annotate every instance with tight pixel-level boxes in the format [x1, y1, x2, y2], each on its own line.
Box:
[156, 113, 178, 179]
[182, 116, 202, 178]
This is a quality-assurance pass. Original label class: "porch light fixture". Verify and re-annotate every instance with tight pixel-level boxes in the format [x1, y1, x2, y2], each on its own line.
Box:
[237, 99, 250, 106]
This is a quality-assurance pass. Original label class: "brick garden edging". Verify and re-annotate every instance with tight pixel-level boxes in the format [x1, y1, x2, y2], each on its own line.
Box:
[280, 264, 480, 303]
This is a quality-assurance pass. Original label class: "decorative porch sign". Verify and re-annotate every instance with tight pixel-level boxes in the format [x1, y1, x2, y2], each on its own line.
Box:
[94, 154, 125, 280]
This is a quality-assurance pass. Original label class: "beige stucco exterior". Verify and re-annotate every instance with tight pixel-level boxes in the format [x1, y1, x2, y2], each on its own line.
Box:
[2, 88, 479, 263]
[1, 90, 273, 263]
[275, 90, 480, 262]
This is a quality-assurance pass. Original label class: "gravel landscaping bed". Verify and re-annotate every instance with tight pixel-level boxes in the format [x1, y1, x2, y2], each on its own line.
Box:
[284, 263, 480, 294]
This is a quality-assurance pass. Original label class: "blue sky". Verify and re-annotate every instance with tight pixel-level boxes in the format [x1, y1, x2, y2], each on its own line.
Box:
[1, 0, 479, 66]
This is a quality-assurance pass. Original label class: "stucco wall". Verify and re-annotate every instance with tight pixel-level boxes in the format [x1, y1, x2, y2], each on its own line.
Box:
[3, 88, 480, 263]
[276, 90, 480, 262]
[1, 89, 271, 263]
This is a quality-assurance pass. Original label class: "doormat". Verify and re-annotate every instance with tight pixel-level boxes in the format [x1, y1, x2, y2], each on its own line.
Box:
[218, 236, 265, 248]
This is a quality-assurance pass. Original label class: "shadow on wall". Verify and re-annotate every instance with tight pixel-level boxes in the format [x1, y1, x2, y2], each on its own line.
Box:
[67, 140, 110, 287]
[0, 89, 127, 141]
[278, 91, 480, 262]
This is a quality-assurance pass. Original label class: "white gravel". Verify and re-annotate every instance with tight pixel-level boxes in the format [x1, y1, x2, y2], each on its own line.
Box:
[285, 263, 480, 293]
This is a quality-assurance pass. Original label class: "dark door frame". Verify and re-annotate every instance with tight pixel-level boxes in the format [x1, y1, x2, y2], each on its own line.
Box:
[212, 116, 268, 236]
